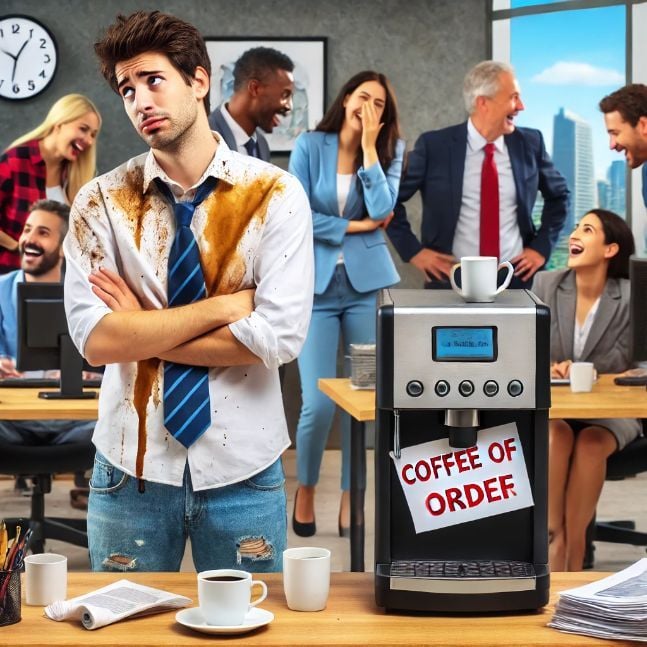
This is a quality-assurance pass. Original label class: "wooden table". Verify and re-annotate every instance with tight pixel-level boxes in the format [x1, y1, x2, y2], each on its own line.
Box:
[0, 387, 99, 420]
[1, 571, 635, 646]
[318, 375, 647, 572]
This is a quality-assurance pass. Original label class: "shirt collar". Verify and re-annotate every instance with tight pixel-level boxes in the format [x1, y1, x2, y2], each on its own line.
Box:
[142, 132, 240, 196]
[221, 103, 256, 149]
[467, 118, 505, 154]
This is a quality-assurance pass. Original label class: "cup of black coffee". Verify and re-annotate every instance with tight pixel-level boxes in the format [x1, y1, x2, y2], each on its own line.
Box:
[197, 569, 267, 626]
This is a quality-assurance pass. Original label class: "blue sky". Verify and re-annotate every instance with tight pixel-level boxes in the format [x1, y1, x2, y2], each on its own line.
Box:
[509, 4, 626, 181]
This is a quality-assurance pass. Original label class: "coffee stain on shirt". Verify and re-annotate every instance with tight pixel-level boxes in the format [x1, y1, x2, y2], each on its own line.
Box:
[73, 190, 106, 270]
[201, 172, 285, 296]
[133, 358, 161, 479]
[109, 166, 152, 250]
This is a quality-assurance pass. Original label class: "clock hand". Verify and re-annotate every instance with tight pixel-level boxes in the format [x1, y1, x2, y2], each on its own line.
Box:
[11, 38, 30, 82]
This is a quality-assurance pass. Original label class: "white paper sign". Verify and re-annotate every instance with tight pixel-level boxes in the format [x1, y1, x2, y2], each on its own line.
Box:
[390, 422, 534, 534]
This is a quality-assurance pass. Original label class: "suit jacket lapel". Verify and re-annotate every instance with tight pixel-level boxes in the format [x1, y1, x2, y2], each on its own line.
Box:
[555, 270, 576, 360]
[505, 131, 526, 214]
[255, 131, 271, 162]
[323, 133, 342, 217]
[450, 124, 468, 226]
[212, 109, 237, 151]
[581, 279, 621, 360]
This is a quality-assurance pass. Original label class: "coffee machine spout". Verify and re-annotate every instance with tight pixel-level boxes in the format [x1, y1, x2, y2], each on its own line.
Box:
[444, 409, 479, 448]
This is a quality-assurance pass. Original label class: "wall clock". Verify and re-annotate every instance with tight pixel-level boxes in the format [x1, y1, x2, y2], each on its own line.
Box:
[0, 14, 58, 100]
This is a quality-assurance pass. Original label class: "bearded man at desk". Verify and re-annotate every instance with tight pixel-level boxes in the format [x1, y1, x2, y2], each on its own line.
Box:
[0, 199, 94, 506]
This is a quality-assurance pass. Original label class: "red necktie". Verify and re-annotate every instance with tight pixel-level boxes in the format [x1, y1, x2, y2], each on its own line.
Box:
[480, 143, 499, 258]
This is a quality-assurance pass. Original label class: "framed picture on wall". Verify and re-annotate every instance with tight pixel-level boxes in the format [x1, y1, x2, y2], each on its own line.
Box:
[204, 36, 327, 154]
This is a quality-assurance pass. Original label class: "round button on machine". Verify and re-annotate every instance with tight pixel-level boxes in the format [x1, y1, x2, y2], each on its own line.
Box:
[406, 380, 424, 397]
[434, 380, 450, 397]
[483, 380, 499, 397]
[458, 380, 474, 397]
[507, 379, 524, 397]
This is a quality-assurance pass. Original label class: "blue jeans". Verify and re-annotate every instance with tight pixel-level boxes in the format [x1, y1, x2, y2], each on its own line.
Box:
[296, 264, 376, 491]
[88, 453, 287, 572]
[0, 419, 94, 445]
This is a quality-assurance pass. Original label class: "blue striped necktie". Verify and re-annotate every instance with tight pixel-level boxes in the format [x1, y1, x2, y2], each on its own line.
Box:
[155, 176, 217, 448]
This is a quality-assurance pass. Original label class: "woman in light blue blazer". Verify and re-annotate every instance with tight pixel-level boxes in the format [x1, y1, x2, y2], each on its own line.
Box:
[289, 70, 404, 537]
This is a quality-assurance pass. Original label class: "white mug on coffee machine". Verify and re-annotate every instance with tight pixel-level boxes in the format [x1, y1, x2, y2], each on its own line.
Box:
[450, 256, 514, 303]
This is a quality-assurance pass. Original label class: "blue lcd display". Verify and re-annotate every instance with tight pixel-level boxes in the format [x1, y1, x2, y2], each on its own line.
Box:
[433, 327, 497, 362]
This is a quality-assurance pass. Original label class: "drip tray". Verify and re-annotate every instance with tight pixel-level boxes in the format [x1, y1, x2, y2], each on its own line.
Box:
[384, 560, 537, 594]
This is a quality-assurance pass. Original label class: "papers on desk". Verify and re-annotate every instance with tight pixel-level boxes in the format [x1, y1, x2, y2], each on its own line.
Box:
[549, 559, 647, 642]
[44, 579, 191, 630]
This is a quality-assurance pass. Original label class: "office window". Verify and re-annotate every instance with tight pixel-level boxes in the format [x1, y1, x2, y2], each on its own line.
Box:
[492, 1, 646, 261]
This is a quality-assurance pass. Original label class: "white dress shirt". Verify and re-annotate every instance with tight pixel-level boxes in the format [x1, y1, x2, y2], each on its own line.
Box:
[64, 134, 314, 490]
[220, 103, 257, 156]
[452, 119, 523, 262]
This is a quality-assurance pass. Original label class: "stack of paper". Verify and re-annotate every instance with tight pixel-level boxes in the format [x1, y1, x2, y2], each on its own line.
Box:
[549, 559, 647, 642]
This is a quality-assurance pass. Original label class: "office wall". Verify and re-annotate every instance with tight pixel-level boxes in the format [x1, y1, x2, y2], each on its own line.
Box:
[0, 0, 488, 438]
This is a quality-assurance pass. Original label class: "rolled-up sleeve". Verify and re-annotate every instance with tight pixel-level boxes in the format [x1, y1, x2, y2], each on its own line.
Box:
[63, 182, 115, 357]
[229, 174, 314, 368]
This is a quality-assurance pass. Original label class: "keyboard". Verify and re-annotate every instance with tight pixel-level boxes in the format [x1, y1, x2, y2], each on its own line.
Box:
[0, 377, 101, 389]
[390, 560, 535, 579]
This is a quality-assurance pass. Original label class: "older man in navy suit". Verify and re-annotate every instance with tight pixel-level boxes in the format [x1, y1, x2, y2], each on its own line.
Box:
[387, 60, 569, 288]
[209, 47, 294, 162]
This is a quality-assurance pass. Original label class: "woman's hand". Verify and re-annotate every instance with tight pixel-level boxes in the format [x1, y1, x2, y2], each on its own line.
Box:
[551, 360, 572, 378]
[346, 217, 382, 234]
[360, 101, 383, 167]
[89, 267, 143, 312]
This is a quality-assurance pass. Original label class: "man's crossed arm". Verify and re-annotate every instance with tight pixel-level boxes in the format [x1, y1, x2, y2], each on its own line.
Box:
[83, 267, 259, 367]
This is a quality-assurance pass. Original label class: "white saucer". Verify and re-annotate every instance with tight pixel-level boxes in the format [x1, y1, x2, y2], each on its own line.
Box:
[175, 606, 274, 635]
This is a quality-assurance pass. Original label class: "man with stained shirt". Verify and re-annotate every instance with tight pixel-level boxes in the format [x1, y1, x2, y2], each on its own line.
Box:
[63, 11, 313, 572]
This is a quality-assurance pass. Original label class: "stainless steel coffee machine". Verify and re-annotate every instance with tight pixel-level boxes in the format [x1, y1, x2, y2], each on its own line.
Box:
[375, 289, 550, 612]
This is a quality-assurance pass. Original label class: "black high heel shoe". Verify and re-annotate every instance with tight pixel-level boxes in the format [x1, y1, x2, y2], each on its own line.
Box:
[292, 488, 316, 537]
[338, 519, 350, 538]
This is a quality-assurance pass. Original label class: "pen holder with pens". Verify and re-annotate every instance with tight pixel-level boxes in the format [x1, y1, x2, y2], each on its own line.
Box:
[0, 568, 21, 626]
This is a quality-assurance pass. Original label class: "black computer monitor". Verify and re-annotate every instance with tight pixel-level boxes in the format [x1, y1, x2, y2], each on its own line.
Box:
[16, 282, 96, 399]
[630, 256, 647, 363]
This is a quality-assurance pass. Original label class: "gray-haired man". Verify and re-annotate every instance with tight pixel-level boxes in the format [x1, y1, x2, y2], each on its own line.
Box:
[387, 60, 569, 288]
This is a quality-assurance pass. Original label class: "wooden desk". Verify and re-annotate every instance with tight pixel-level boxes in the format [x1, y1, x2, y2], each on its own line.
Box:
[2, 571, 634, 646]
[318, 375, 647, 572]
[0, 387, 99, 420]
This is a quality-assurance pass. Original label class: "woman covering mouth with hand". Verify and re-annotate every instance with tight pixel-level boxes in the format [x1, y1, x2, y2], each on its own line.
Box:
[0, 93, 101, 273]
[532, 208, 639, 571]
[288, 70, 404, 538]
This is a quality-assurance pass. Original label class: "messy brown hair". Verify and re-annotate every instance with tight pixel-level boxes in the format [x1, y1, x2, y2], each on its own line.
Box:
[94, 10, 211, 113]
[599, 84, 647, 127]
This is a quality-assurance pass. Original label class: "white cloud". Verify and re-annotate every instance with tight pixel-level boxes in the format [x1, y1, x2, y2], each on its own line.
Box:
[531, 61, 624, 86]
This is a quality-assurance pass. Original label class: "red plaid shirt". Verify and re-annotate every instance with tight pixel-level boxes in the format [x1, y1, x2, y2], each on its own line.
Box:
[0, 139, 47, 274]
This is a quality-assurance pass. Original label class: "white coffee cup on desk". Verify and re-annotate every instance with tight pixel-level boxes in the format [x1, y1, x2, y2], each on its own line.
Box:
[449, 256, 514, 303]
[570, 362, 595, 393]
[24, 553, 67, 606]
[283, 546, 331, 611]
[197, 569, 267, 626]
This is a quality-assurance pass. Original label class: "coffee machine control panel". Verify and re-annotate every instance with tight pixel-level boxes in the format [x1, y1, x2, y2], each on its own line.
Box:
[390, 290, 538, 409]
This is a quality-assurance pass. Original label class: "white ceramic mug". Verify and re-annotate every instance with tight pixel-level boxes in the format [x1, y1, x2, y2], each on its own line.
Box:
[283, 546, 331, 612]
[24, 553, 67, 606]
[197, 569, 267, 626]
[570, 362, 595, 393]
[449, 256, 514, 303]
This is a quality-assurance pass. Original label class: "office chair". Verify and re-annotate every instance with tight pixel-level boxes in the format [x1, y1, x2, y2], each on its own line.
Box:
[584, 433, 647, 568]
[0, 440, 95, 554]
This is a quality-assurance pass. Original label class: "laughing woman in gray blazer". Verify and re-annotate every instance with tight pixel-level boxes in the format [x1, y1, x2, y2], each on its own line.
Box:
[532, 208, 639, 572]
